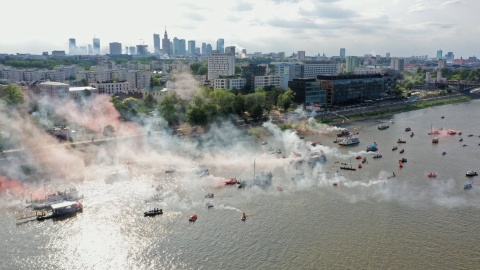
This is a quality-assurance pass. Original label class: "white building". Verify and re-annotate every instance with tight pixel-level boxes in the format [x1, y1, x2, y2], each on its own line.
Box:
[37, 82, 70, 98]
[213, 77, 246, 90]
[303, 63, 340, 79]
[69, 86, 98, 99]
[207, 53, 235, 81]
[254, 75, 283, 89]
[91, 81, 130, 95]
[390, 58, 405, 71]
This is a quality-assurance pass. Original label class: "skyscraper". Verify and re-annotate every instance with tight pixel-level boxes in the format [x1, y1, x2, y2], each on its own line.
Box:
[297, 51, 306, 61]
[225, 46, 236, 56]
[93, 37, 100, 55]
[345, 56, 361, 73]
[188, 40, 196, 55]
[201, 43, 207, 55]
[216, 38, 224, 53]
[437, 50, 443, 59]
[136, 45, 149, 55]
[340, 48, 346, 58]
[69, 38, 76, 55]
[390, 57, 405, 71]
[162, 27, 171, 55]
[206, 44, 212, 55]
[173, 38, 179, 55]
[179, 39, 186, 55]
[153, 33, 161, 54]
[109, 42, 122, 55]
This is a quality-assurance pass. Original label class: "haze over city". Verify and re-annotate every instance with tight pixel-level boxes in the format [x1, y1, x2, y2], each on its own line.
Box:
[2, 0, 478, 57]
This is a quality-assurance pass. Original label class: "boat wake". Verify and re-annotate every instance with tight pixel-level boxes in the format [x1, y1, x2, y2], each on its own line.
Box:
[216, 204, 242, 212]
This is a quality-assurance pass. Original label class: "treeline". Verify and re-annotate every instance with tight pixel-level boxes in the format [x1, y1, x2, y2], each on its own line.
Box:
[0, 57, 98, 70]
[112, 86, 295, 127]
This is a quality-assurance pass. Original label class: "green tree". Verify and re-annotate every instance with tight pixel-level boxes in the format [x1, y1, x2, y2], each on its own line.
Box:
[80, 78, 88, 86]
[210, 89, 235, 115]
[143, 94, 157, 110]
[186, 106, 208, 126]
[1, 83, 24, 105]
[197, 65, 208, 75]
[233, 93, 246, 116]
[190, 62, 201, 74]
[158, 95, 179, 126]
[277, 88, 294, 111]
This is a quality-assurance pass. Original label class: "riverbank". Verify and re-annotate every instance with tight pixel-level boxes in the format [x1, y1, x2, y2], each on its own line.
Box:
[316, 94, 470, 127]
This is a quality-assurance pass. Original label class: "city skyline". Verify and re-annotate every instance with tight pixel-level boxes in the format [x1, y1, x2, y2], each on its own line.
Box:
[1, 0, 478, 58]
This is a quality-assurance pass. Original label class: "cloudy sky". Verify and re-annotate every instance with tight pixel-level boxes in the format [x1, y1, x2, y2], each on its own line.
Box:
[1, 0, 478, 58]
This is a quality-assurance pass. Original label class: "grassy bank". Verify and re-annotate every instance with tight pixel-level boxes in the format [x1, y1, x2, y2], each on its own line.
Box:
[324, 96, 471, 126]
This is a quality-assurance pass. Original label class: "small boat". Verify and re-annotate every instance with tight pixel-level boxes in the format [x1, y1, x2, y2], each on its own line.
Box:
[405, 127, 411, 132]
[333, 138, 339, 143]
[441, 116, 445, 119]
[468, 134, 474, 137]
[332, 182, 338, 187]
[206, 202, 214, 208]
[392, 146, 398, 151]
[447, 129, 457, 135]
[466, 171, 478, 177]
[442, 151, 446, 155]
[458, 132, 463, 135]
[362, 157, 367, 164]
[189, 214, 198, 222]
[410, 132, 414, 137]
[358, 164, 362, 169]
[311, 142, 321, 146]
[459, 138, 463, 142]
[356, 155, 362, 160]
[390, 119, 394, 124]
[398, 162, 403, 168]
[399, 158, 407, 163]
[464, 181, 473, 190]
[427, 172, 437, 178]
[337, 136, 360, 146]
[205, 193, 214, 198]
[241, 212, 247, 221]
[378, 123, 389, 130]
[224, 178, 238, 185]
[367, 143, 378, 152]
[432, 137, 439, 143]
[340, 166, 356, 171]
[372, 154, 382, 159]
[399, 149, 405, 154]
[397, 138, 406, 143]
[144, 208, 163, 216]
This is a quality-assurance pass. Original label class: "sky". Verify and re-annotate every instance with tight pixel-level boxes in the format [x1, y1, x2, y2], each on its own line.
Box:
[1, 0, 479, 58]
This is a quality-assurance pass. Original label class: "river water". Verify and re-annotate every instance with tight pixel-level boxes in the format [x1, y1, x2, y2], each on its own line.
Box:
[1, 100, 480, 270]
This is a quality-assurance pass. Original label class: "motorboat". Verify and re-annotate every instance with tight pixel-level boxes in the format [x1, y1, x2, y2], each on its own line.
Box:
[206, 202, 214, 208]
[398, 162, 403, 168]
[390, 119, 394, 124]
[356, 155, 362, 160]
[459, 137, 463, 142]
[432, 137, 439, 143]
[367, 143, 378, 152]
[399, 158, 407, 163]
[399, 149, 405, 154]
[378, 123, 389, 130]
[397, 138, 406, 143]
[372, 154, 382, 159]
[405, 127, 411, 132]
[410, 132, 414, 137]
[392, 146, 398, 151]
[362, 157, 367, 163]
[311, 142, 321, 147]
[144, 209, 163, 216]
[458, 131, 463, 135]
[427, 172, 437, 178]
[466, 171, 478, 177]
[189, 214, 198, 222]
[468, 134, 474, 137]
[441, 116, 445, 119]
[332, 182, 338, 187]
[464, 181, 473, 190]
[224, 178, 238, 185]
[442, 151, 446, 155]
[337, 136, 360, 146]
[241, 212, 247, 221]
[358, 164, 362, 169]
[205, 193, 214, 198]
[447, 129, 457, 135]
[36, 201, 83, 221]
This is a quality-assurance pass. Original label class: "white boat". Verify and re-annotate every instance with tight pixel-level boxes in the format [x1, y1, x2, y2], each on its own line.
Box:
[36, 201, 83, 220]
[466, 171, 478, 177]
[338, 136, 360, 146]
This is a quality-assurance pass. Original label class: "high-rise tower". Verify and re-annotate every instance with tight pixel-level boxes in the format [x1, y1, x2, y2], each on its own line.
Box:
[69, 38, 76, 55]
[153, 33, 161, 54]
[162, 26, 171, 55]
[93, 37, 100, 55]
[216, 38, 224, 53]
